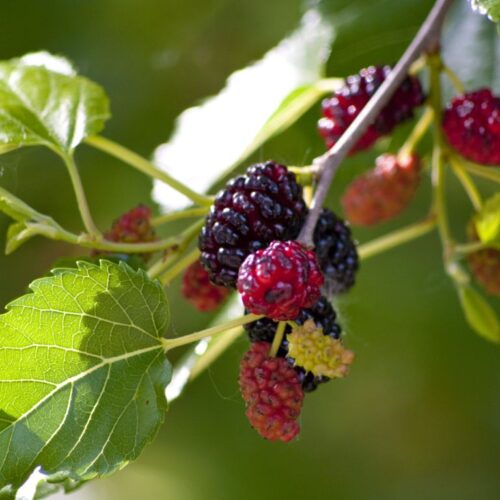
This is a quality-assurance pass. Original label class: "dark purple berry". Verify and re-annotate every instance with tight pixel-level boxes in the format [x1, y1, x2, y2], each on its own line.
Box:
[318, 65, 425, 154]
[313, 209, 359, 295]
[199, 161, 307, 287]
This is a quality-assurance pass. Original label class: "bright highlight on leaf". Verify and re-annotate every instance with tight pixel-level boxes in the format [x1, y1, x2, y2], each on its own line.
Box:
[0, 51, 110, 156]
[0, 260, 171, 496]
[469, 0, 500, 25]
[152, 9, 334, 211]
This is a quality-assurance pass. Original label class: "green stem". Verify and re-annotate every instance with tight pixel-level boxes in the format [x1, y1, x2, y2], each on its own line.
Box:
[449, 156, 482, 211]
[442, 64, 465, 93]
[399, 107, 434, 159]
[160, 247, 200, 285]
[147, 219, 204, 279]
[433, 146, 453, 251]
[85, 135, 213, 207]
[151, 207, 208, 227]
[18, 221, 80, 246]
[303, 185, 314, 207]
[25, 223, 184, 254]
[288, 166, 317, 186]
[61, 153, 101, 237]
[428, 55, 455, 268]
[409, 54, 428, 75]
[162, 313, 263, 351]
[460, 159, 500, 184]
[357, 216, 437, 261]
[454, 241, 491, 256]
[270, 321, 286, 357]
[84, 235, 182, 253]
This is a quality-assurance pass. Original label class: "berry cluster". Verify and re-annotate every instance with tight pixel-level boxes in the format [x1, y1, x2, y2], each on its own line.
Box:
[187, 66, 498, 442]
[318, 65, 425, 153]
[194, 160, 358, 440]
[244, 296, 342, 393]
[199, 161, 307, 287]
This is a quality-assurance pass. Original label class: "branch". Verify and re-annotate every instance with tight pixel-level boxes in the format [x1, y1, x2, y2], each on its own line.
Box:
[298, 0, 454, 246]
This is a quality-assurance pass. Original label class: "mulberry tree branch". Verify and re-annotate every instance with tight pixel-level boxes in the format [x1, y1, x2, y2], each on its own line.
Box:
[298, 0, 454, 246]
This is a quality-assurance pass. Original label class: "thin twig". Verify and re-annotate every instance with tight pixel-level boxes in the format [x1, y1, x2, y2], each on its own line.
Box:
[299, 0, 454, 246]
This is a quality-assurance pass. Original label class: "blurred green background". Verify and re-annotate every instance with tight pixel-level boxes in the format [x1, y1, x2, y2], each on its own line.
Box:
[1, 1, 499, 499]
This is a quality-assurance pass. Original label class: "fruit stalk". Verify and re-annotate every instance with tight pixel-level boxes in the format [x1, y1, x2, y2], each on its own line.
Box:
[298, 0, 454, 246]
[159, 247, 201, 285]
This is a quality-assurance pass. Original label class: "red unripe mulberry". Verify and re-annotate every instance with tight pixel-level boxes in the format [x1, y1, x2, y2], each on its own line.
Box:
[239, 341, 304, 442]
[182, 260, 230, 312]
[341, 154, 421, 226]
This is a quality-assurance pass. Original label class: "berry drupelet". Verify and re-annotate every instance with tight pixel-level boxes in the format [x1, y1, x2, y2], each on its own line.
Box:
[313, 209, 359, 295]
[287, 319, 354, 380]
[341, 153, 421, 226]
[199, 161, 307, 288]
[318, 65, 425, 154]
[244, 296, 342, 392]
[442, 88, 500, 166]
[237, 240, 324, 321]
[239, 341, 304, 442]
[181, 260, 230, 312]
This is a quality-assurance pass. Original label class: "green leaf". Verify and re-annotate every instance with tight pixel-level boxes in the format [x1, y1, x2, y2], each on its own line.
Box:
[0, 186, 70, 255]
[0, 52, 110, 156]
[5, 221, 33, 254]
[458, 284, 500, 343]
[474, 193, 500, 244]
[50, 254, 147, 273]
[0, 185, 49, 223]
[0, 260, 171, 495]
[153, 8, 334, 211]
[470, 0, 500, 25]
[318, 0, 434, 72]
